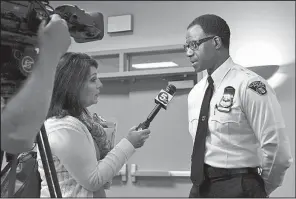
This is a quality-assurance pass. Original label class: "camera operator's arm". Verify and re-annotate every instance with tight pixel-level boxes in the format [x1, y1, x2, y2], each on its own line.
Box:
[1, 14, 71, 154]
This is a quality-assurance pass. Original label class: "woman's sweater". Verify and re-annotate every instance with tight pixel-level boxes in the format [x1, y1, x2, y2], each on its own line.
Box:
[37, 116, 135, 197]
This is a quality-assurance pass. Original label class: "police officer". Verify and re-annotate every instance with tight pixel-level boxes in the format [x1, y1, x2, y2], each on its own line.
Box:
[185, 14, 293, 197]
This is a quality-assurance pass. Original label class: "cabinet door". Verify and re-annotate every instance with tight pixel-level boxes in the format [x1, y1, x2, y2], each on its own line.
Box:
[89, 77, 196, 197]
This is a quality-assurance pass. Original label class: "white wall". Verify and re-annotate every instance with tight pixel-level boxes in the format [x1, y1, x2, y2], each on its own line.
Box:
[51, 1, 294, 65]
[50, 1, 295, 197]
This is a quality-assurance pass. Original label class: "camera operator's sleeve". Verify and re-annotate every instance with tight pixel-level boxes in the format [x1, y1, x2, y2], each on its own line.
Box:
[1, 119, 36, 154]
[1, 48, 63, 154]
[40, 116, 135, 192]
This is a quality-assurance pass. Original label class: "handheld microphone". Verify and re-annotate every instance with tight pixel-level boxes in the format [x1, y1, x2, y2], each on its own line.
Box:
[136, 84, 177, 130]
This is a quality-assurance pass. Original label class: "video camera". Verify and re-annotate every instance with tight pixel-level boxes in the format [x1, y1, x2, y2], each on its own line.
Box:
[1, 0, 104, 99]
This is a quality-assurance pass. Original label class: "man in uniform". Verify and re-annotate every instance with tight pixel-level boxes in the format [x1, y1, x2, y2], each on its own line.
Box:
[185, 14, 293, 197]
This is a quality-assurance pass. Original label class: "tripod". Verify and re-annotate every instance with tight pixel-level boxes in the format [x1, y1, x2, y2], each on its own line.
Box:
[1, 124, 62, 198]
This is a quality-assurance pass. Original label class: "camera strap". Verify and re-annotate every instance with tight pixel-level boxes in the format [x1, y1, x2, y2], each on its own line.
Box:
[1, 124, 63, 198]
[36, 124, 62, 198]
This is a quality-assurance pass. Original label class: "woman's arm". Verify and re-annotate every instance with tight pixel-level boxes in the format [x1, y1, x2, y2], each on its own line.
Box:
[46, 117, 135, 192]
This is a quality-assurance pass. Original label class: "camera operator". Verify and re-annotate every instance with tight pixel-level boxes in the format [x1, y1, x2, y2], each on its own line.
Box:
[1, 14, 71, 154]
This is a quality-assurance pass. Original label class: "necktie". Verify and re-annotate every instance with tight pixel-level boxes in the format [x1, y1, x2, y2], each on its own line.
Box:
[190, 75, 214, 185]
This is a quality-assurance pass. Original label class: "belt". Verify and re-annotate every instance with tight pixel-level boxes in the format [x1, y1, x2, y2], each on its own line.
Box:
[204, 164, 259, 179]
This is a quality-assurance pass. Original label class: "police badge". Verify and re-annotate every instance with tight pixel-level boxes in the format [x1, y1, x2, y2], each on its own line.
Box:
[216, 86, 235, 112]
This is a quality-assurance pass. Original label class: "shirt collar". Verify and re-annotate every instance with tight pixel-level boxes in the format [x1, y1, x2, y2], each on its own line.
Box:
[208, 57, 234, 89]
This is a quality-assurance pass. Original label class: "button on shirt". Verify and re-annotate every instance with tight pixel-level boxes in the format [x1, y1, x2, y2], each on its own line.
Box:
[188, 57, 293, 195]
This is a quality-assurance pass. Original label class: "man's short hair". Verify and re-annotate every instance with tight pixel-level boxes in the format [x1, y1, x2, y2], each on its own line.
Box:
[188, 14, 231, 49]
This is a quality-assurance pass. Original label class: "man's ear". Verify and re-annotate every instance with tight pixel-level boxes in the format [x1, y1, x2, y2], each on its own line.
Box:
[213, 36, 223, 49]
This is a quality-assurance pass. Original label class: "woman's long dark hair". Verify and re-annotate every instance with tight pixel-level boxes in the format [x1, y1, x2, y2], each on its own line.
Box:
[47, 52, 98, 118]
[47, 52, 109, 159]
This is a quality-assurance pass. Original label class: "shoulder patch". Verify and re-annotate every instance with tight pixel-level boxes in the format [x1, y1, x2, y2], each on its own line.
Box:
[248, 81, 267, 95]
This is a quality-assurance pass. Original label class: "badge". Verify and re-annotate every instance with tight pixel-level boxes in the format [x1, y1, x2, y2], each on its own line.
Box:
[248, 81, 267, 95]
[216, 86, 235, 113]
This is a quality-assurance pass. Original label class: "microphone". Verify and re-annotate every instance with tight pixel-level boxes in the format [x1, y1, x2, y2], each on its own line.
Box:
[136, 84, 177, 130]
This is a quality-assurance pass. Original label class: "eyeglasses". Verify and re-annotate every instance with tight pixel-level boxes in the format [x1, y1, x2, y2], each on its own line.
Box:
[184, 36, 215, 52]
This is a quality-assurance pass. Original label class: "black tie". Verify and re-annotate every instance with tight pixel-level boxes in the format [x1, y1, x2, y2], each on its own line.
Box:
[190, 75, 214, 185]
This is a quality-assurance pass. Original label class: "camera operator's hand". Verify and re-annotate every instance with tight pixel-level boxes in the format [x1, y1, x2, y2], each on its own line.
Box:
[38, 14, 71, 57]
[126, 126, 151, 148]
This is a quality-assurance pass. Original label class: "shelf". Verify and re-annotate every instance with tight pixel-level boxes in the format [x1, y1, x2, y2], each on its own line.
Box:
[87, 44, 183, 56]
[98, 66, 196, 81]
[87, 44, 196, 81]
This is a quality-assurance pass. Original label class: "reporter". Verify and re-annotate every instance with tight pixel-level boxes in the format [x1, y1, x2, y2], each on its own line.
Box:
[37, 52, 151, 197]
[1, 14, 71, 154]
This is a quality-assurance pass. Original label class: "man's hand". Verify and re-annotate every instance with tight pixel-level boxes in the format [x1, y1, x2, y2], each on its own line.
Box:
[38, 14, 71, 57]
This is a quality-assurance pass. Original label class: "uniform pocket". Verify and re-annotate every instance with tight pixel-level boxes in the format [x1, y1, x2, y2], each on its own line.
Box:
[211, 106, 241, 124]
[209, 106, 242, 146]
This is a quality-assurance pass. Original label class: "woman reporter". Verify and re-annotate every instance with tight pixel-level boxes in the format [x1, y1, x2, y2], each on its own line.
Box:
[37, 52, 150, 197]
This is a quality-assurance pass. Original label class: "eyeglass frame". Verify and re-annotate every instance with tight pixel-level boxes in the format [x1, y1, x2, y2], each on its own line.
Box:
[184, 36, 216, 52]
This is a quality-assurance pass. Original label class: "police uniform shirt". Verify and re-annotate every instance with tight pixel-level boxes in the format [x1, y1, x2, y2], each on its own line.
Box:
[188, 57, 293, 195]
